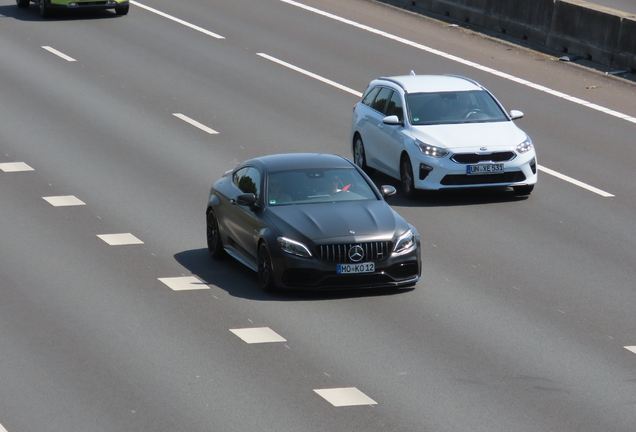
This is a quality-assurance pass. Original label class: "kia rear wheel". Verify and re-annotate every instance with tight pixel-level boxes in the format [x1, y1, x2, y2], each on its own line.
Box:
[353, 136, 374, 176]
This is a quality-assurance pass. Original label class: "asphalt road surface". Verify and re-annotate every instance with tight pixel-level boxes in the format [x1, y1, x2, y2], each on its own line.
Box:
[1, 0, 636, 431]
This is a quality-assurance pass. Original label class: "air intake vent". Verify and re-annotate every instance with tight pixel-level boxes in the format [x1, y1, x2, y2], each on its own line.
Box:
[451, 152, 516, 164]
[317, 242, 392, 263]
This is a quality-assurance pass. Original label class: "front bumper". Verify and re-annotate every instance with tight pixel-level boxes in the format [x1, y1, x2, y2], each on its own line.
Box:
[411, 149, 538, 191]
[270, 241, 422, 290]
[48, 0, 128, 9]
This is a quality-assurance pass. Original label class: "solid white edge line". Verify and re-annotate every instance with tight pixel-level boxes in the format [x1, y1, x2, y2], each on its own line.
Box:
[279, 0, 636, 126]
[42, 46, 76, 62]
[173, 113, 219, 134]
[130, 1, 225, 39]
[538, 165, 614, 197]
[257, 52, 615, 197]
[0, 423, 7, 432]
[257, 53, 362, 97]
[625, 346, 636, 355]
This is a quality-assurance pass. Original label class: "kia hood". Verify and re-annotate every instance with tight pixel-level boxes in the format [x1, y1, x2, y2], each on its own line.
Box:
[410, 121, 528, 151]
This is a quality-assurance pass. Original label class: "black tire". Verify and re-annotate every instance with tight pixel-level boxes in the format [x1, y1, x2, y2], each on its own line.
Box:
[353, 135, 375, 176]
[115, 4, 129, 15]
[400, 156, 416, 199]
[513, 185, 534, 195]
[257, 243, 275, 293]
[206, 209, 226, 259]
[16, 0, 30, 8]
[38, 0, 50, 18]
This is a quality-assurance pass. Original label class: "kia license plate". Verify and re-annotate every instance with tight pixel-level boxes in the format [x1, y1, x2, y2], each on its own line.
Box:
[467, 163, 504, 174]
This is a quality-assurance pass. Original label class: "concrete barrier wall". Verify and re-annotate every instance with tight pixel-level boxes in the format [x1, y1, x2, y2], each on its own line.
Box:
[429, 0, 554, 45]
[380, 0, 636, 72]
[616, 15, 636, 71]
[547, 0, 624, 66]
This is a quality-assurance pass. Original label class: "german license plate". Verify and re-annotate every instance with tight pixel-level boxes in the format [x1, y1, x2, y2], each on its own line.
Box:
[467, 163, 504, 174]
[337, 262, 375, 274]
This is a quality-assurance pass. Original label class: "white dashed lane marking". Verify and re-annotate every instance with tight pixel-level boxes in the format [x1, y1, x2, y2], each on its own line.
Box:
[42, 195, 86, 206]
[42, 46, 76, 62]
[172, 113, 219, 134]
[625, 346, 636, 355]
[257, 53, 362, 97]
[538, 165, 614, 197]
[130, 1, 225, 39]
[158, 276, 210, 291]
[230, 327, 287, 344]
[0, 162, 34, 172]
[313, 387, 377, 407]
[97, 233, 144, 245]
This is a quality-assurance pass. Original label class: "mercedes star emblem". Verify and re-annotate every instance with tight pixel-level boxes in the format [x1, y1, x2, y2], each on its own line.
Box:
[348, 245, 364, 262]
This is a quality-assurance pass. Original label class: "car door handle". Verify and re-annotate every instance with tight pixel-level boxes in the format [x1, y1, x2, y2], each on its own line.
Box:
[230, 199, 237, 205]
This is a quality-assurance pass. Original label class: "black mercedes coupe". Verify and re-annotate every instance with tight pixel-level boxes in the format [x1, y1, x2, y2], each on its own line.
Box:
[206, 153, 421, 292]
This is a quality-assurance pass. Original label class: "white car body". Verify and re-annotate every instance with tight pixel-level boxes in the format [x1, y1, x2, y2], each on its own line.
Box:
[351, 74, 537, 198]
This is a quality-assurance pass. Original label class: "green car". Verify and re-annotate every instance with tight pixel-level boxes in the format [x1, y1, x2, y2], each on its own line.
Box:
[16, 0, 129, 17]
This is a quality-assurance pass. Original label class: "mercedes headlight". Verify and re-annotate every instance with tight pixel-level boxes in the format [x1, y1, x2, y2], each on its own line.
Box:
[393, 229, 416, 255]
[516, 136, 533, 154]
[415, 139, 448, 158]
[277, 237, 312, 258]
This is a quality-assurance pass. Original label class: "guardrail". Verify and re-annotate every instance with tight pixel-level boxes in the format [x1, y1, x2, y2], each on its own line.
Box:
[382, 0, 636, 72]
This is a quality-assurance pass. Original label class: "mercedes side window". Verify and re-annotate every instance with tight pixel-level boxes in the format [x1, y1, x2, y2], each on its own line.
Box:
[234, 167, 261, 198]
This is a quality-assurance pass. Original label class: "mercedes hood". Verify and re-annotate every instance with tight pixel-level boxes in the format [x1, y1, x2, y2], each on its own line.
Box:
[266, 200, 410, 243]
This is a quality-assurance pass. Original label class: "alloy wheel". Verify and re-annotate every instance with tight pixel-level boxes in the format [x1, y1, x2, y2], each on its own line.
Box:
[353, 136, 374, 175]
[258, 243, 274, 292]
[206, 210, 225, 259]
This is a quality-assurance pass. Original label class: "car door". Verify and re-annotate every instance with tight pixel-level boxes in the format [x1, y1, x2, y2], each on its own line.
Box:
[353, 86, 381, 166]
[374, 89, 407, 178]
[223, 166, 266, 266]
[363, 86, 393, 171]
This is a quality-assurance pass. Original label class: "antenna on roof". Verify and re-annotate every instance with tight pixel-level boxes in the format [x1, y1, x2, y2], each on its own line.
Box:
[410, 70, 416, 75]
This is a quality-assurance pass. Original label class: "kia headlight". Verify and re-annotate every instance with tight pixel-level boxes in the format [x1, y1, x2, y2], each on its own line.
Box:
[415, 139, 448, 158]
[277, 237, 312, 258]
[393, 229, 416, 255]
[516, 136, 533, 154]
